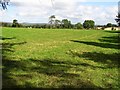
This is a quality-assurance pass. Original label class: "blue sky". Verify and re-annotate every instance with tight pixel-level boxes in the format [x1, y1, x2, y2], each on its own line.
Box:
[0, 0, 119, 25]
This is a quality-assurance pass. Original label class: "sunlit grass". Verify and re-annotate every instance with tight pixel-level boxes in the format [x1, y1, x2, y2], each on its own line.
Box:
[2, 27, 119, 88]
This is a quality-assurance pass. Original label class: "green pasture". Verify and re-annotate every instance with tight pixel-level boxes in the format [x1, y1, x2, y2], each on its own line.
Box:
[1, 27, 120, 88]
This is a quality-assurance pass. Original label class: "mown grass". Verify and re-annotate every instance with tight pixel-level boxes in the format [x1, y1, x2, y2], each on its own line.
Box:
[1, 27, 120, 88]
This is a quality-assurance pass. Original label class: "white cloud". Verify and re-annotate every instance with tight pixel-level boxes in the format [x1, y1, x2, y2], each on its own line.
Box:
[0, 0, 118, 25]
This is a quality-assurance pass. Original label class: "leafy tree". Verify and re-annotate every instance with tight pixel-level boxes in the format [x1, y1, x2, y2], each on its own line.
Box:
[55, 19, 61, 28]
[117, 18, 120, 26]
[75, 22, 83, 29]
[106, 23, 112, 27]
[83, 20, 95, 29]
[55, 19, 61, 25]
[0, 0, 10, 9]
[112, 24, 117, 27]
[115, 1, 120, 26]
[62, 19, 72, 28]
[49, 15, 56, 28]
[1, 22, 11, 27]
[12, 19, 19, 27]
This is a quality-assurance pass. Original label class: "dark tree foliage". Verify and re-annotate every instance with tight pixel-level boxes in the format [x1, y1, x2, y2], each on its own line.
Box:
[62, 19, 72, 29]
[106, 23, 112, 27]
[115, 1, 120, 26]
[0, 0, 10, 9]
[12, 19, 20, 27]
[74, 22, 83, 29]
[83, 20, 95, 29]
[1, 22, 11, 27]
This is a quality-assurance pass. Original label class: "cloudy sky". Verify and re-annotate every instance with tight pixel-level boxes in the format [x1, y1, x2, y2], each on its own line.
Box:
[0, 0, 119, 25]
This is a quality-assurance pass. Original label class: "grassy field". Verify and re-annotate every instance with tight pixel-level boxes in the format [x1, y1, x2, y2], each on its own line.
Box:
[1, 27, 120, 88]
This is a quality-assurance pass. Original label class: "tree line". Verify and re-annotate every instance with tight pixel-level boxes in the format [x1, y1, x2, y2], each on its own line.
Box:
[1, 15, 96, 29]
[1, 15, 117, 29]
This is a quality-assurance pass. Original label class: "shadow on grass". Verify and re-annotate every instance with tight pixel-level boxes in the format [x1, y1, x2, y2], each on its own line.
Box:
[1, 36, 100, 88]
[3, 57, 100, 88]
[1, 36, 27, 88]
[70, 40, 119, 49]
[104, 30, 120, 33]
[71, 30, 120, 50]
[99, 36, 119, 44]
[0, 36, 16, 40]
[68, 50, 119, 68]
[70, 31, 120, 67]
[2, 32, 119, 88]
